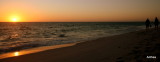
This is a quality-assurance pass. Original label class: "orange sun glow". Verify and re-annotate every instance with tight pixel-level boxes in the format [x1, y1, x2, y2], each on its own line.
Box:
[12, 18, 18, 22]
[14, 52, 19, 56]
[9, 16, 21, 22]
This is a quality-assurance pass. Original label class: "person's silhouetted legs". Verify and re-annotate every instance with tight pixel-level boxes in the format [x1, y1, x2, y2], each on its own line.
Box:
[145, 18, 151, 31]
[154, 17, 159, 30]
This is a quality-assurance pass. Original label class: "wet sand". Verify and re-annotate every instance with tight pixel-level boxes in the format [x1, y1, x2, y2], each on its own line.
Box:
[0, 28, 159, 62]
[0, 43, 76, 59]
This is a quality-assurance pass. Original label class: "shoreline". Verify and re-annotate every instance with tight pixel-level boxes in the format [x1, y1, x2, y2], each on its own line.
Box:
[0, 27, 143, 57]
[0, 28, 159, 62]
[0, 43, 77, 59]
[0, 29, 138, 59]
[0, 22, 144, 55]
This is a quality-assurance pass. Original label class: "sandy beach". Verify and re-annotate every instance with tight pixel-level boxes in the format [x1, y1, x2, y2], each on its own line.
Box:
[0, 28, 159, 62]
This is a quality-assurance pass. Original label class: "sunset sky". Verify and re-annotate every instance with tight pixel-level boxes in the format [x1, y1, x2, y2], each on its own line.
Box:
[0, 0, 160, 22]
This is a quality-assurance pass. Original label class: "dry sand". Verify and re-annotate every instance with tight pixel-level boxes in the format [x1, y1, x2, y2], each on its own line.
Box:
[0, 28, 160, 62]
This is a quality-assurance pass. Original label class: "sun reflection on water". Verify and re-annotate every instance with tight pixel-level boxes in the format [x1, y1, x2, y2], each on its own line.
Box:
[14, 52, 19, 56]
[0, 43, 76, 59]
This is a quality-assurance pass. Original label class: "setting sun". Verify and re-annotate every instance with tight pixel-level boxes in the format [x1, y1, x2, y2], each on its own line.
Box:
[12, 18, 18, 22]
[9, 16, 21, 22]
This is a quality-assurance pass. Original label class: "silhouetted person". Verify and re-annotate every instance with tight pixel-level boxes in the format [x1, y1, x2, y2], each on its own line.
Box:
[145, 18, 151, 30]
[154, 17, 159, 30]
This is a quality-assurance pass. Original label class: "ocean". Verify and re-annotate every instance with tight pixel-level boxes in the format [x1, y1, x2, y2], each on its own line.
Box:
[0, 22, 144, 54]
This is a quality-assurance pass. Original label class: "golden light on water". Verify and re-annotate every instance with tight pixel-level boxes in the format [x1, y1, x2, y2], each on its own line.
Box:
[14, 52, 19, 56]
[0, 43, 76, 59]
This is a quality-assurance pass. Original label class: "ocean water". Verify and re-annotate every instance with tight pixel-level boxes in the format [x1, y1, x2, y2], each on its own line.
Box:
[0, 22, 144, 54]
